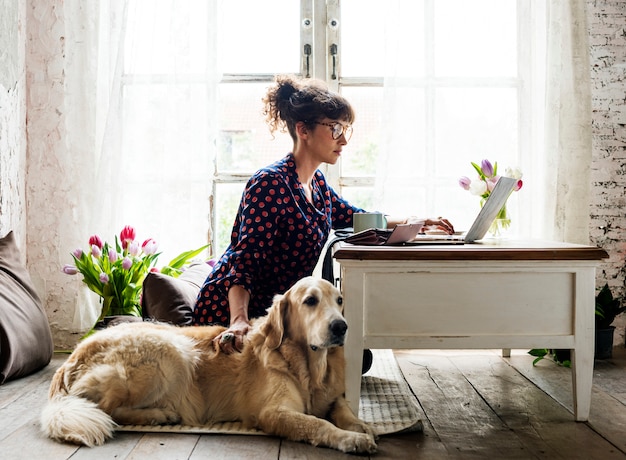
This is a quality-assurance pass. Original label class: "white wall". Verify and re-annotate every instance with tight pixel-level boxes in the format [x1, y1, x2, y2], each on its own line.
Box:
[0, 0, 27, 246]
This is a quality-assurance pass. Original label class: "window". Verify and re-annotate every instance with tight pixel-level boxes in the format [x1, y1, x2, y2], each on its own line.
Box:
[122, 0, 544, 257]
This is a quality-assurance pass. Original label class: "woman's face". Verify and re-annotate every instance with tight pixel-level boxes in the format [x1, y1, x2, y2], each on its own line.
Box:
[307, 118, 352, 165]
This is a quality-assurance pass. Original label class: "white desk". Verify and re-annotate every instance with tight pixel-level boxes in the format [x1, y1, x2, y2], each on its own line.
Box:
[333, 240, 608, 421]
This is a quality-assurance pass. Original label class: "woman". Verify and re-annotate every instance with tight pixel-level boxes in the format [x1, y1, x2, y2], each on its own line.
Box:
[192, 75, 453, 353]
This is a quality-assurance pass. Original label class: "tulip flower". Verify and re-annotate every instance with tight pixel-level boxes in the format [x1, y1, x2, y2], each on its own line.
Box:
[73, 248, 83, 258]
[505, 166, 523, 180]
[469, 180, 487, 196]
[62, 264, 78, 275]
[122, 257, 133, 270]
[458, 176, 471, 191]
[120, 225, 136, 250]
[481, 159, 495, 178]
[91, 244, 102, 258]
[128, 241, 140, 256]
[89, 235, 103, 249]
[108, 248, 118, 263]
[486, 177, 500, 192]
[99, 272, 110, 283]
[142, 238, 159, 255]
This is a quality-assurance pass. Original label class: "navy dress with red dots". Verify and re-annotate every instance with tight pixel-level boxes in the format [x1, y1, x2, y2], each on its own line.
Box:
[192, 153, 365, 326]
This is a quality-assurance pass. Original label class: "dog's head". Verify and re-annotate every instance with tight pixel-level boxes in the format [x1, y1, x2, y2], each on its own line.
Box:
[264, 276, 347, 351]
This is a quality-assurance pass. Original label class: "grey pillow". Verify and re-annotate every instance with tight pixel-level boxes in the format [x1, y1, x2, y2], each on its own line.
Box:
[0, 231, 54, 384]
[141, 263, 212, 326]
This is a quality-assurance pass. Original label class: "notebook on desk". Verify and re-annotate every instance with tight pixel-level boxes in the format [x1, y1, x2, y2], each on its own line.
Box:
[345, 176, 517, 246]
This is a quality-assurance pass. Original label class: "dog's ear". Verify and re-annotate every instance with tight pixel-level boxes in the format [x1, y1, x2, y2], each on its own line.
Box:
[263, 293, 288, 350]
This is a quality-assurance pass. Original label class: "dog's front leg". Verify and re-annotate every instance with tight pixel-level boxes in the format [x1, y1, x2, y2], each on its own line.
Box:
[258, 406, 377, 454]
[328, 397, 378, 440]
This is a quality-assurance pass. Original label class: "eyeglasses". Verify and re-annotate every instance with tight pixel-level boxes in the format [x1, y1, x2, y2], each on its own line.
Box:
[314, 122, 353, 141]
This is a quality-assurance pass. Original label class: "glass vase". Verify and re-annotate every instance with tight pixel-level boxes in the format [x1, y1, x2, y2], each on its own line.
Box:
[481, 200, 511, 238]
[489, 203, 511, 237]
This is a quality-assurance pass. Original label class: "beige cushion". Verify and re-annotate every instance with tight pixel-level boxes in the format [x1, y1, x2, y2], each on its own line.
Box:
[0, 231, 54, 384]
[141, 263, 212, 326]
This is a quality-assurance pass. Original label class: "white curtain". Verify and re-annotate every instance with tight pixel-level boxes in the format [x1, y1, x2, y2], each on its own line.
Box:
[377, 0, 592, 243]
[63, 0, 219, 330]
[542, 0, 592, 244]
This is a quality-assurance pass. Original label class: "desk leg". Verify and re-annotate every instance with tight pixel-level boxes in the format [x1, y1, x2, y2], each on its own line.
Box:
[571, 272, 595, 421]
[342, 269, 365, 415]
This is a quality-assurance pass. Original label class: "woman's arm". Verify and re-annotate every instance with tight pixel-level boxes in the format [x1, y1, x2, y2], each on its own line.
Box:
[214, 285, 251, 354]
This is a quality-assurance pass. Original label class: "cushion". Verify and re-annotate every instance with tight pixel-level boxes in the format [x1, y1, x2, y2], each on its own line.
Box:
[0, 231, 54, 384]
[141, 263, 213, 326]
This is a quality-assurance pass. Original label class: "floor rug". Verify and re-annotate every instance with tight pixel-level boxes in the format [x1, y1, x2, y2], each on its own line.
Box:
[117, 349, 423, 436]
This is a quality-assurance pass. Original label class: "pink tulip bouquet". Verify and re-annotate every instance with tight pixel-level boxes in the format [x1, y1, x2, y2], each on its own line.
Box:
[459, 159, 523, 235]
[62, 225, 209, 321]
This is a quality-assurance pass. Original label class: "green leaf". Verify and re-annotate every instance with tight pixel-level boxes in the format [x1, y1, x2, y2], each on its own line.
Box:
[167, 244, 211, 269]
[471, 162, 484, 179]
[532, 356, 545, 366]
[528, 348, 548, 357]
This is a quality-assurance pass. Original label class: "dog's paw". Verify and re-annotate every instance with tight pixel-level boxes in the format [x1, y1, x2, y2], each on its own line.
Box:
[162, 409, 182, 424]
[337, 432, 377, 455]
[347, 420, 379, 440]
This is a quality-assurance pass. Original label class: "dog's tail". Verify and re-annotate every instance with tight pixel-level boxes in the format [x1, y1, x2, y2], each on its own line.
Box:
[40, 394, 116, 447]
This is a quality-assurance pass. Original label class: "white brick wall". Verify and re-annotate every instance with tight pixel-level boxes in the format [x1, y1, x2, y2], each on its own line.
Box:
[588, 0, 626, 343]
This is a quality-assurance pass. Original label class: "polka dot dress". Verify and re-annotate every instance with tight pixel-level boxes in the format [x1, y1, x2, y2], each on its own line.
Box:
[192, 153, 364, 326]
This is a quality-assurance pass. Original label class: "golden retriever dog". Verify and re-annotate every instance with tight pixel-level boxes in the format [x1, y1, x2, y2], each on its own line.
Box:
[40, 276, 377, 454]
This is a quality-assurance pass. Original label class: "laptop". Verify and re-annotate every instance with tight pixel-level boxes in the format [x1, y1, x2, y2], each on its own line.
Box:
[345, 176, 517, 246]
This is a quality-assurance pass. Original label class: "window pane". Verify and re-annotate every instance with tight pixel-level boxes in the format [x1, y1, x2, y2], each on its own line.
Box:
[214, 183, 246, 256]
[219, 0, 300, 74]
[125, 0, 211, 74]
[120, 83, 211, 260]
[434, 87, 518, 174]
[434, 87, 518, 229]
[341, 0, 384, 77]
[377, 86, 427, 177]
[339, 187, 376, 212]
[342, 0, 425, 77]
[340, 87, 384, 177]
[217, 82, 293, 174]
[434, 0, 517, 77]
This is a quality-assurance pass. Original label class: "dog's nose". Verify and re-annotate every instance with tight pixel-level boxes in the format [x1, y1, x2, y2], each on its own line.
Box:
[330, 319, 348, 338]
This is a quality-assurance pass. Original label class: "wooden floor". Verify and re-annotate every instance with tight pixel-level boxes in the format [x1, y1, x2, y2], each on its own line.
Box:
[1, 347, 625, 460]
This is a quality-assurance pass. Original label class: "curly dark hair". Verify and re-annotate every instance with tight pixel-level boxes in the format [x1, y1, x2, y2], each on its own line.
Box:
[262, 74, 355, 141]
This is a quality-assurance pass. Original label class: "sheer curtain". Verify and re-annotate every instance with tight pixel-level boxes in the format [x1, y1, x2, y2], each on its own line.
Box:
[65, 1, 219, 330]
[377, 0, 592, 243]
[542, 0, 592, 244]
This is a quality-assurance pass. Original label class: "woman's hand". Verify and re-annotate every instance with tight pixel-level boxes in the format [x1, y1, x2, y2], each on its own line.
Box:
[407, 216, 455, 234]
[215, 319, 250, 354]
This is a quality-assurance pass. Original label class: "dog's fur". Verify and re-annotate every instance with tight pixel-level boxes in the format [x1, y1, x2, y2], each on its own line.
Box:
[41, 276, 377, 454]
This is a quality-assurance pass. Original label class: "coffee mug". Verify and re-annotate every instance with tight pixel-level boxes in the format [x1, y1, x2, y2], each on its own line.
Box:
[353, 212, 387, 233]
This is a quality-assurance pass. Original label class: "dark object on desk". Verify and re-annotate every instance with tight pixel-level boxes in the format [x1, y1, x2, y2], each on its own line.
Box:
[344, 224, 423, 246]
[345, 224, 465, 246]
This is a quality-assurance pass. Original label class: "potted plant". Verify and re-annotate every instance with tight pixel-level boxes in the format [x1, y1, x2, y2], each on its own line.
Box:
[594, 283, 626, 359]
